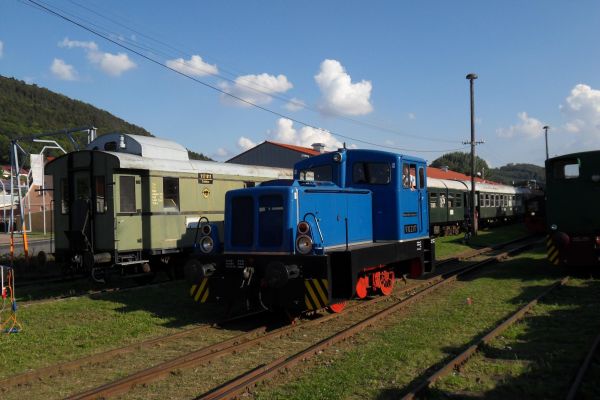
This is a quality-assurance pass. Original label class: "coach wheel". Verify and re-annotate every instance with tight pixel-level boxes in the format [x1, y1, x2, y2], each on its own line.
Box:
[378, 270, 395, 296]
[327, 301, 347, 313]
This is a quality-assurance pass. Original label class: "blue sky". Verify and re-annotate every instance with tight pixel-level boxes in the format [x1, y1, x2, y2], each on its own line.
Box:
[1, 0, 600, 167]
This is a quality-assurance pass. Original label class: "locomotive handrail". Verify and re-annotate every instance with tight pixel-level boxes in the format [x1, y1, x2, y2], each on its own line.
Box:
[303, 212, 324, 243]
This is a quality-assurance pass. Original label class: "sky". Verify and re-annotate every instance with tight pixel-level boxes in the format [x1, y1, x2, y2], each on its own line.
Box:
[1, 0, 600, 168]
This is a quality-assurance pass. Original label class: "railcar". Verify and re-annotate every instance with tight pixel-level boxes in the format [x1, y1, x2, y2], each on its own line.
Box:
[428, 178, 469, 235]
[45, 133, 291, 281]
[545, 150, 600, 267]
[186, 149, 435, 313]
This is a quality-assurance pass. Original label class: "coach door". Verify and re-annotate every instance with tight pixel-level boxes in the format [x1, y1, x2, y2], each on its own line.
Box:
[114, 174, 142, 251]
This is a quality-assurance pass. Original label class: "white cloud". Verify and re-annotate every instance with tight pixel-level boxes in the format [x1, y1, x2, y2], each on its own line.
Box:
[267, 118, 343, 150]
[284, 98, 306, 112]
[166, 55, 218, 77]
[59, 37, 136, 76]
[314, 59, 373, 116]
[558, 83, 600, 149]
[59, 38, 98, 51]
[237, 136, 257, 151]
[0, 40, 4, 58]
[50, 58, 78, 81]
[214, 148, 230, 158]
[89, 51, 136, 76]
[219, 73, 292, 107]
[497, 112, 544, 139]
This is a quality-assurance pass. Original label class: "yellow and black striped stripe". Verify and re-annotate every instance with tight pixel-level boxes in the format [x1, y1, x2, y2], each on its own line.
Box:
[546, 235, 560, 265]
[304, 278, 330, 310]
[190, 278, 210, 303]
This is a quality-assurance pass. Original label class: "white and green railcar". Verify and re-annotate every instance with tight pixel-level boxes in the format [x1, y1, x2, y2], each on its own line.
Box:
[46, 133, 291, 281]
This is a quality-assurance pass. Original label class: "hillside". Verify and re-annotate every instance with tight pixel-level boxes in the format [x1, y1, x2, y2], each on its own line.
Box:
[430, 151, 545, 186]
[0, 75, 211, 163]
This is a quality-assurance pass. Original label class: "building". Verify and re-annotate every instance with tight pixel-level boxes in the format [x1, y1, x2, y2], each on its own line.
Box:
[227, 141, 326, 168]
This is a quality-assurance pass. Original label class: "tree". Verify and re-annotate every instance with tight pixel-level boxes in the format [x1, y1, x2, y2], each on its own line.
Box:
[430, 152, 489, 176]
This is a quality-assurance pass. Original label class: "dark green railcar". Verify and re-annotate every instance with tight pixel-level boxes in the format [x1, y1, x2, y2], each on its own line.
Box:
[428, 177, 468, 235]
[545, 150, 600, 266]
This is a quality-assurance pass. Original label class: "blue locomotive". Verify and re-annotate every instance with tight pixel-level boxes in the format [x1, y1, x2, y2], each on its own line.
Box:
[185, 149, 435, 313]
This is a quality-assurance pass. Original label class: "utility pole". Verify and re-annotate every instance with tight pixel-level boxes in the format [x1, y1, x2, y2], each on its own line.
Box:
[465, 73, 482, 236]
[543, 125, 550, 160]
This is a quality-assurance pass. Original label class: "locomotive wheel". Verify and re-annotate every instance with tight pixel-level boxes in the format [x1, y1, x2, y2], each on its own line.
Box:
[378, 271, 395, 296]
[327, 301, 347, 313]
[355, 276, 369, 299]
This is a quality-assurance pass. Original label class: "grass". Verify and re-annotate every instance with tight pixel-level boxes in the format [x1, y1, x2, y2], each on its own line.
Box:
[0, 280, 222, 379]
[0, 222, 536, 397]
[431, 276, 600, 399]
[253, 249, 573, 400]
[435, 223, 528, 259]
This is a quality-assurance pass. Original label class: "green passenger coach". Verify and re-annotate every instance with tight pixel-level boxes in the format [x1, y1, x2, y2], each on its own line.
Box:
[45, 133, 291, 281]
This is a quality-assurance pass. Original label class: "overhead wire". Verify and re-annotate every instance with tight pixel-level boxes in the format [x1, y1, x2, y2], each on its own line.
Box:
[33, 0, 466, 147]
[66, 0, 463, 145]
[23, 0, 469, 154]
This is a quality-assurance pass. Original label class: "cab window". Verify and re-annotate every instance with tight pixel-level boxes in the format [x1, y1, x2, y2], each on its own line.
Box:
[553, 158, 580, 179]
[352, 162, 391, 185]
[299, 165, 332, 182]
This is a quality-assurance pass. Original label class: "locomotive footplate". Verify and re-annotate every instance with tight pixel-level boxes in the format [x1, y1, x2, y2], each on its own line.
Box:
[187, 253, 333, 312]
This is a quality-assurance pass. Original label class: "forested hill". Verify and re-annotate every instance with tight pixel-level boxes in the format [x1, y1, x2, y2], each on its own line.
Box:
[0, 75, 211, 163]
[430, 151, 545, 186]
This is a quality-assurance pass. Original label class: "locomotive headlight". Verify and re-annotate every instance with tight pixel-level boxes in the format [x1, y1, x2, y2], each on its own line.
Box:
[592, 174, 600, 183]
[333, 152, 342, 163]
[201, 224, 212, 236]
[297, 221, 310, 235]
[551, 224, 558, 231]
[199, 236, 214, 253]
[296, 235, 313, 254]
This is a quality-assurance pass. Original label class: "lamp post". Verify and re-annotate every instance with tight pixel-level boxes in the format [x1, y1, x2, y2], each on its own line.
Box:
[543, 125, 550, 160]
[466, 73, 478, 236]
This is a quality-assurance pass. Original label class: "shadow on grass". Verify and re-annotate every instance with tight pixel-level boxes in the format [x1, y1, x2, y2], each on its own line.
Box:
[376, 255, 600, 400]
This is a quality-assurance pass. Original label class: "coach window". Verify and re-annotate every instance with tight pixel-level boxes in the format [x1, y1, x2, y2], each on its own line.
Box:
[455, 194, 462, 208]
[485, 194, 490, 207]
[163, 177, 180, 211]
[95, 176, 106, 214]
[419, 167, 425, 189]
[60, 178, 69, 214]
[429, 193, 438, 208]
[447, 193, 454, 208]
[119, 176, 136, 213]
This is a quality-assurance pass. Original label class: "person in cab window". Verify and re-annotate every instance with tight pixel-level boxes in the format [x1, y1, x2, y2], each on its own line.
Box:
[402, 164, 410, 188]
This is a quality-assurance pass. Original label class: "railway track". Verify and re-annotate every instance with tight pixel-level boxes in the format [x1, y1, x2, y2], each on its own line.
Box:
[0, 236, 538, 399]
[566, 331, 600, 400]
[197, 239, 539, 400]
[400, 276, 569, 400]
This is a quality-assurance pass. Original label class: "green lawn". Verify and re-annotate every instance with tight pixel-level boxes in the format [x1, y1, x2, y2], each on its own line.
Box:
[0, 281, 222, 379]
[254, 249, 581, 400]
[435, 223, 528, 259]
